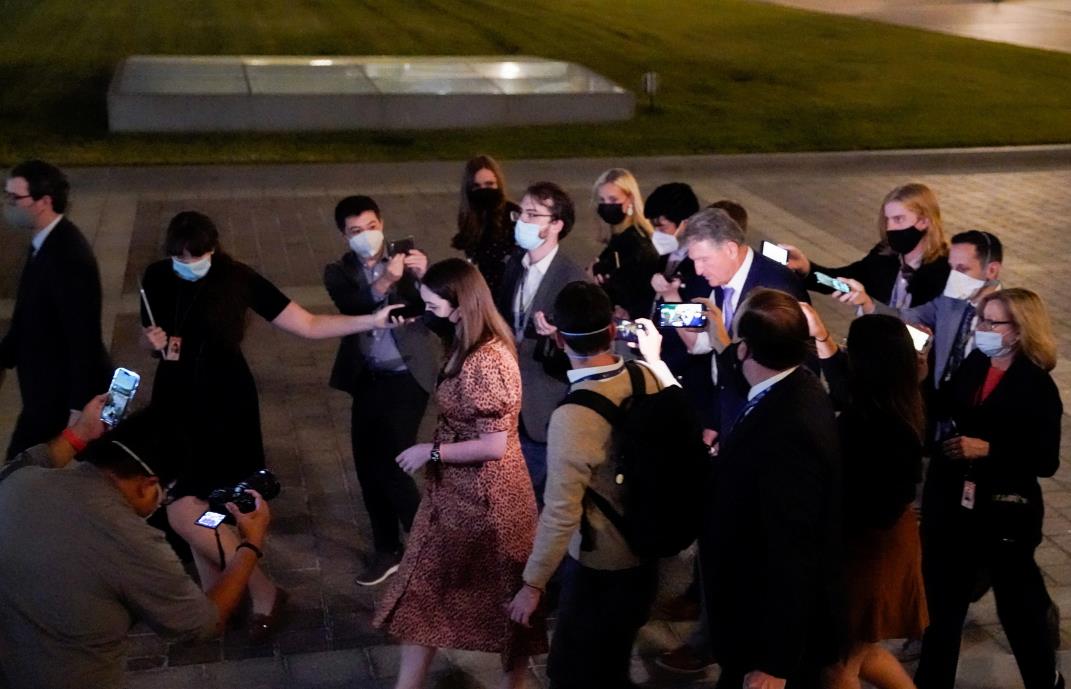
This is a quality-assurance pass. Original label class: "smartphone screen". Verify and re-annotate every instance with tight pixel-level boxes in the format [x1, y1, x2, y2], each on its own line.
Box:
[814, 272, 852, 293]
[761, 241, 789, 266]
[613, 318, 640, 342]
[389, 236, 415, 256]
[906, 324, 931, 352]
[100, 367, 140, 427]
[659, 303, 707, 328]
[195, 511, 227, 529]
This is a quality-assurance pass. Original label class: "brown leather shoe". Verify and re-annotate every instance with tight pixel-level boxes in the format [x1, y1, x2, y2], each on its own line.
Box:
[247, 588, 288, 644]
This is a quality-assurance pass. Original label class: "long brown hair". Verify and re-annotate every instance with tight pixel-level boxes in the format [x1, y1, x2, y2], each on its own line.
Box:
[453, 155, 510, 253]
[877, 183, 949, 264]
[979, 288, 1058, 371]
[846, 314, 926, 443]
[422, 258, 516, 378]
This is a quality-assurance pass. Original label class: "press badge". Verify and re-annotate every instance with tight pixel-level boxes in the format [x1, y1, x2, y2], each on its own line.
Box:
[961, 480, 976, 510]
[164, 336, 182, 362]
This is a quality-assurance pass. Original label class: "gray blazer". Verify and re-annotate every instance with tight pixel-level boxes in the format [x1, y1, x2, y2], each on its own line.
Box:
[495, 248, 590, 443]
[323, 252, 441, 395]
[874, 294, 973, 388]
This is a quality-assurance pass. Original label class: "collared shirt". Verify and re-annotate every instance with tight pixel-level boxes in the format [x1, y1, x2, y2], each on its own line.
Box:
[664, 245, 689, 277]
[748, 365, 798, 401]
[567, 354, 680, 389]
[513, 244, 560, 335]
[30, 214, 63, 256]
[358, 255, 407, 372]
[689, 246, 754, 355]
[889, 254, 923, 310]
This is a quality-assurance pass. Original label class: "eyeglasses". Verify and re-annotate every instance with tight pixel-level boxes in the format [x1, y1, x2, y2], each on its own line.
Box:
[977, 318, 1013, 330]
[510, 209, 555, 223]
[4, 192, 32, 205]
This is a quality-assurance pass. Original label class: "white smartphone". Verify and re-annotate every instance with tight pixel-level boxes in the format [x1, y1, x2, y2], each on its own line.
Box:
[906, 324, 931, 352]
[100, 367, 141, 427]
[761, 240, 789, 266]
[814, 271, 852, 294]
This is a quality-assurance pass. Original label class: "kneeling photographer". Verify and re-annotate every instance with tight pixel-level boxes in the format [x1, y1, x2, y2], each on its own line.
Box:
[0, 395, 272, 689]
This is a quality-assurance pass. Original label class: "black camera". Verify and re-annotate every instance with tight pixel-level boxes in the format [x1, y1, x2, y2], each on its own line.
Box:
[206, 469, 281, 515]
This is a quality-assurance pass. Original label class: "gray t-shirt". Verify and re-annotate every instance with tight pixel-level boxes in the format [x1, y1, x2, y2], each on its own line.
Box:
[0, 446, 218, 689]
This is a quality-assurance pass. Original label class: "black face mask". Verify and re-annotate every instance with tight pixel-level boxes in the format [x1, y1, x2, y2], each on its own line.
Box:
[467, 187, 503, 211]
[887, 226, 926, 255]
[597, 203, 628, 226]
[422, 311, 456, 340]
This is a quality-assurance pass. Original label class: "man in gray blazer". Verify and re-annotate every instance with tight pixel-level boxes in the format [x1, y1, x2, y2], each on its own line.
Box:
[855, 230, 1003, 390]
[323, 195, 441, 586]
[495, 182, 589, 504]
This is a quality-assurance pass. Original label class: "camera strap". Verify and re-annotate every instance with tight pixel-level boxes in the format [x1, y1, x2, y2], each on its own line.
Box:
[215, 528, 227, 570]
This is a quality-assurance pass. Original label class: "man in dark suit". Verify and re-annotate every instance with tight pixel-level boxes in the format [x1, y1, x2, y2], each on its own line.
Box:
[1, 160, 111, 460]
[494, 181, 588, 503]
[699, 288, 843, 689]
[676, 206, 810, 436]
[323, 195, 441, 586]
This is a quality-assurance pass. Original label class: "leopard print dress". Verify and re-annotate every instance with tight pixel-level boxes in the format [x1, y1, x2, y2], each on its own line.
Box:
[373, 339, 547, 667]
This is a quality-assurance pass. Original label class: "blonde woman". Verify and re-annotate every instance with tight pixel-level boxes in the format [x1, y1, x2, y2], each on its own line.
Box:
[784, 183, 951, 309]
[590, 168, 660, 318]
[916, 288, 1062, 689]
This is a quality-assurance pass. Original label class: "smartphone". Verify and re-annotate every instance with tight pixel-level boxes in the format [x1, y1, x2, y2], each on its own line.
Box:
[100, 367, 140, 427]
[388, 236, 415, 256]
[906, 323, 931, 352]
[613, 318, 642, 343]
[195, 511, 228, 529]
[814, 271, 852, 294]
[393, 301, 426, 319]
[761, 241, 789, 266]
[659, 302, 707, 328]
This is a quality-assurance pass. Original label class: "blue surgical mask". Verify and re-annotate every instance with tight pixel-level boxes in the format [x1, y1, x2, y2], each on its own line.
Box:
[172, 255, 212, 281]
[514, 219, 546, 252]
[974, 329, 1013, 358]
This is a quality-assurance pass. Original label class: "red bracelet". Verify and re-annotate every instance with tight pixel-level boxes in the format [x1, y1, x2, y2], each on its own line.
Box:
[61, 428, 87, 453]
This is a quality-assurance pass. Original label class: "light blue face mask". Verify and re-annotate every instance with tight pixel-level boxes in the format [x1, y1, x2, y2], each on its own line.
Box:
[974, 329, 1013, 358]
[514, 219, 546, 252]
[172, 255, 212, 282]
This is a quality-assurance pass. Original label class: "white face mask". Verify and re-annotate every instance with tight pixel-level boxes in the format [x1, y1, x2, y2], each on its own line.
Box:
[348, 230, 384, 259]
[514, 220, 546, 252]
[171, 255, 212, 281]
[650, 231, 679, 256]
[942, 269, 987, 301]
[974, 329, 1014, 358]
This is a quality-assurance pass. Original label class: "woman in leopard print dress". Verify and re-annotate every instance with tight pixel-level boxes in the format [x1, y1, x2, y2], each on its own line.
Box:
[374, 258, 546, 689]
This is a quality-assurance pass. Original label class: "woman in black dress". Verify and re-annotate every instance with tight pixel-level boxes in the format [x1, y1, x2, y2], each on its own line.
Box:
[140, 211, 400, 641]
[589, 168, 660, 319]
[451, 155, 520, 295]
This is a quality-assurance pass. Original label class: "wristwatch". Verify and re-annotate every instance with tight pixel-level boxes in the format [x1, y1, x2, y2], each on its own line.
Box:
[429, 442, 442, 465]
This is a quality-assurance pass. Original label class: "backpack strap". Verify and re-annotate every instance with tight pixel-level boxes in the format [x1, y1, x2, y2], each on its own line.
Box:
[559, 389, 620, 424]
[623, 360, 648, 398]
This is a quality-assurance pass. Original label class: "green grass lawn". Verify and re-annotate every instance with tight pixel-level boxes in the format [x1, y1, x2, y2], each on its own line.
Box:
[1, 0, 1070, 165]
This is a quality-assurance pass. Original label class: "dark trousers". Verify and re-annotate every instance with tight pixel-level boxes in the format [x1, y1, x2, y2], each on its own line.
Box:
[350, 370, 425, 554]
[547, 557, 657, 689]
[6, 400, 68, 461]
[916, 524, 1056, 689]
[519, 422, 547, 509]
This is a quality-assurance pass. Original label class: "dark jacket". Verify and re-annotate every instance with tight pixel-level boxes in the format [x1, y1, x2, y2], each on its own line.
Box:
[821, 350, 923, 531]
[594, 225, 660, 319]
[924, 350, 1062, 547]
[654, 254, 714, 409]
[495, 248, 589, 443]
[323, 251, 441, 395]
[0, 218, 111, 452]
[809, 242, 949, 309]
[700, 368, 844, 680]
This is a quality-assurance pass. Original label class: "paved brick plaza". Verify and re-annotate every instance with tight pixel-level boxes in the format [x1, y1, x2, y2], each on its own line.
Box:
[2, 148, 1070, 687]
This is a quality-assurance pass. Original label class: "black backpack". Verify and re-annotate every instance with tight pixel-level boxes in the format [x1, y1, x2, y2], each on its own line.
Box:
[558, 361, 710, 558]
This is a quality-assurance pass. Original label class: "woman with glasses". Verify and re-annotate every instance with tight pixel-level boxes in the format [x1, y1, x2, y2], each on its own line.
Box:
[916, 288, 1063, 689]
[590, 168, 660, 319]
[451, 155, 520, 295]
[139, 211, 401, 643]
[374, 258, 546, 689]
